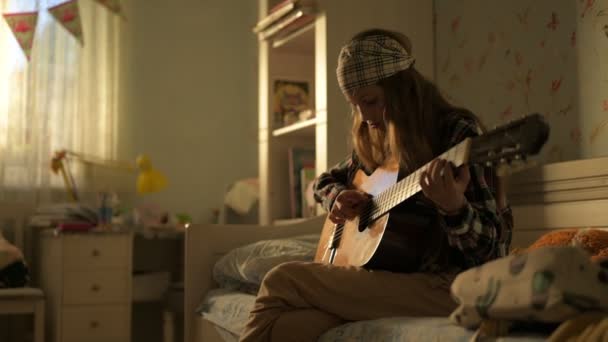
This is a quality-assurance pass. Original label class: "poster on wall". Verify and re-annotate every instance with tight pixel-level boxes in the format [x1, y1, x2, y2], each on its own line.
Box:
[273, 79, 312, 128]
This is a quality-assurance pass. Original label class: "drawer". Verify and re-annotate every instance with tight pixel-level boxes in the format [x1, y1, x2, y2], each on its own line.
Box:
[62, 305, 129, 342]
[63, 234, 130, 270]
[63, 270, 130, 304]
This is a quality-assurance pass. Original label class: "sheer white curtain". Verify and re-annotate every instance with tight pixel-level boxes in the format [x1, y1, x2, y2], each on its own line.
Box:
[0, 0, 120, 204]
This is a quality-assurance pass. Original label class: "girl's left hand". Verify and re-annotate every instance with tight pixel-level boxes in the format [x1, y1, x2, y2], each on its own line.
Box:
[420, 159, 470, 214]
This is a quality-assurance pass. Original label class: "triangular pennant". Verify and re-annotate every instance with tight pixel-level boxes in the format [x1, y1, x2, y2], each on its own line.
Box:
[48, 0, 84, 46]
[2, 11, 38, 60]
[93, 0, 122, 15]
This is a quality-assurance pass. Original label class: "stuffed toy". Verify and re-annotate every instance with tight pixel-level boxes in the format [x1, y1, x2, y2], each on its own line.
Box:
[0, 233, 29, 288]
[475, 229, 608, 339]
[515, 228, 608, 262]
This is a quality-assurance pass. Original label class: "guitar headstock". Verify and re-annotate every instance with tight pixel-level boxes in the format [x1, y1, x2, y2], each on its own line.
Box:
[468, 113, 550, 172]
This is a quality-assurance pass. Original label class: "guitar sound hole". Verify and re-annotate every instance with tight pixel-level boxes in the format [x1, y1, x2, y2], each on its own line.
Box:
[358, 219, 369, 232]
[358, 203, 374, 232]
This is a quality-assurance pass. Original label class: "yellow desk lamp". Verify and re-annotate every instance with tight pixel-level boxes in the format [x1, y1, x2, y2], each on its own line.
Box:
[51, 150, 167, 202]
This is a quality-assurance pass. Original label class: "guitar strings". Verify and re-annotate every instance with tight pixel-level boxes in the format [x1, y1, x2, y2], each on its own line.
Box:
[331, 147, 456, 242]
[332, 174, 422, 242]
[356, 147, 455, 223]
[357, 168, 424, 224]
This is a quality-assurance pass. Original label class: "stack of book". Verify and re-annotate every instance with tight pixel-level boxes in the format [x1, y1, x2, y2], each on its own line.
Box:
[29, 203, 98, 231]
[253, 0, 317, 42]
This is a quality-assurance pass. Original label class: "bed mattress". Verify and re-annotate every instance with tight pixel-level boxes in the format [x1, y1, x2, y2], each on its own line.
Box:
[197, 289, 549, 341]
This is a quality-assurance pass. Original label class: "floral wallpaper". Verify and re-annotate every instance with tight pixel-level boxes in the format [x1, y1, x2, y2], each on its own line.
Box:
[436, 0, 608, 163]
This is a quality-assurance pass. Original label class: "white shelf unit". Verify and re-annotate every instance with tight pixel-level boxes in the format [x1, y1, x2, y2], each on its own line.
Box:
[257, 0, 435, 225]
[272, 117, 317, 137]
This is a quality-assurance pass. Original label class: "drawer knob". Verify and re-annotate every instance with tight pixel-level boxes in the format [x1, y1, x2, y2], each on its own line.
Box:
[91, 249, 101, 257]
[91, 284, 101, 292]
[90, 321, 99, 329]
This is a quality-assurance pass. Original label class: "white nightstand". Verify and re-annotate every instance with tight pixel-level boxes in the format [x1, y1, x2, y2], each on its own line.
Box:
[39, 230, 133, 342]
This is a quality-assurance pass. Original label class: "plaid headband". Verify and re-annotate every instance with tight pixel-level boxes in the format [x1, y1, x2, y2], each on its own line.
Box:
[336, 35, 415, 94]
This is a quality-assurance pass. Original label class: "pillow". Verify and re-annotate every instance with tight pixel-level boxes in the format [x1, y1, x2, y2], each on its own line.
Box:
[213, 234, 319, 293]
[450, 246, 608, 329]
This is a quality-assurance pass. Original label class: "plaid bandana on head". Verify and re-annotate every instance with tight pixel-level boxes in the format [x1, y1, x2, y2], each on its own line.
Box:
[336, 35, 415, 94]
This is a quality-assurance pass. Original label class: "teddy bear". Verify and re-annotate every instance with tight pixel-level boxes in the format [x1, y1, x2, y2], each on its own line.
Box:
[518, 228, 608, 262]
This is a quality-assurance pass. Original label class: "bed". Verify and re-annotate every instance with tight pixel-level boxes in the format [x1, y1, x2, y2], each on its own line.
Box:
[184, 156, 608, 342]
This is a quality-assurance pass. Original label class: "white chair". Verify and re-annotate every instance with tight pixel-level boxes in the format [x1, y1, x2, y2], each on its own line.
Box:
[0, 201, 44, 342]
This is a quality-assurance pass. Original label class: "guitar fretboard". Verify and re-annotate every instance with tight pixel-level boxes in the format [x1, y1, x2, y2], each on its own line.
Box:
[359, 144, 466, 225]
[330, 140, 468, 249]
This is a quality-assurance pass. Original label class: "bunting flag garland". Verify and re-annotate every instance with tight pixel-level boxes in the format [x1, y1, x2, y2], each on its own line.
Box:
[93, 0, 122, 16]
[2, 11, 38, 60]
[3, 0, 125, 60]
[48, 0, 84, 45]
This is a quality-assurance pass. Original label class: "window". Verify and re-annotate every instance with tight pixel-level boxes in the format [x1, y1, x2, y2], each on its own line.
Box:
[0, 0, 120, 199]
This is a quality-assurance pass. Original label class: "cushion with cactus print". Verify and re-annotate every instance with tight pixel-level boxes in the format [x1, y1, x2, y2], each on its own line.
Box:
[450, 246, 608, 329]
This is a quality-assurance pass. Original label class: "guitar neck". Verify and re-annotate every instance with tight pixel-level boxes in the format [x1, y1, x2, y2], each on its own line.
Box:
[363, 139, 471, 223]
[365, 165, 425, 222]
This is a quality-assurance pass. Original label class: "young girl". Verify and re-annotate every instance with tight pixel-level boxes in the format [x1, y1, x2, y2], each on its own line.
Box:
[239, 28, 512, 342]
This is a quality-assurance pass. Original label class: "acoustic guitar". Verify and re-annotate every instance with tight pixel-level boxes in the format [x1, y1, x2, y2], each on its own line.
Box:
[314, 113, 550, 270]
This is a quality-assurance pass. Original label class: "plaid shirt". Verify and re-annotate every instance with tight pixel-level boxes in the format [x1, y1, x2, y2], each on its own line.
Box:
[313, 114, 513, 272]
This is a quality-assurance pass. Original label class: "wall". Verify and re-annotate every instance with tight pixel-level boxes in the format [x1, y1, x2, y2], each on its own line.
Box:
[118, 0, 259, 223]
[436, 0, 608, 163]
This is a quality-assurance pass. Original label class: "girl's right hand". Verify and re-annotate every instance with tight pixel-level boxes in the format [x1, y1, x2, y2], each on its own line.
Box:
[329, 189, 372, 224]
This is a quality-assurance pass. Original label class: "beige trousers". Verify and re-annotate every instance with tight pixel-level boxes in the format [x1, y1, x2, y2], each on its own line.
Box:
[239, 261, 458, 342]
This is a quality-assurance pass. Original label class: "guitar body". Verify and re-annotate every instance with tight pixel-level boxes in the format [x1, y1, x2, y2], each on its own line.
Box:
[314, 212, 390, 267]
[314, 164, 432, 272]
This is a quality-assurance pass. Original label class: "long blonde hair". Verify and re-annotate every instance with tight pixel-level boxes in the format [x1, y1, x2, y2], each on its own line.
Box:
[349, 29, 484, 173]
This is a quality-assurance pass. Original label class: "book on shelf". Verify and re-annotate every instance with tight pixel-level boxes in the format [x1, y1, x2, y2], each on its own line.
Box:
[300, 166, 316, 218]
[256, 0, 317, 41]
[287, 147, 315, 218]
[253, 0, 296, 33]
[269, 11, 316, 44]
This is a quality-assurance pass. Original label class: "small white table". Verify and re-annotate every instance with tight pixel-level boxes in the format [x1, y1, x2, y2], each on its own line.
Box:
[0, 287, 44, 342]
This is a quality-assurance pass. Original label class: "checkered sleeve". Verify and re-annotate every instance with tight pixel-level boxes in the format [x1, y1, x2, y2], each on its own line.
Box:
[312, 155, 355, 212]
[439, 116, 514, 268]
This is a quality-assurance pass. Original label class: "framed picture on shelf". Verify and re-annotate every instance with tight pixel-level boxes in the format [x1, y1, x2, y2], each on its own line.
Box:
[273, 78, 312, 128]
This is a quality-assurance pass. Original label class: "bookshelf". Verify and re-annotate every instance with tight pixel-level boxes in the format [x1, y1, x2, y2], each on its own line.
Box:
[272, 117, 317, 137]
[256, 0, 435, 225]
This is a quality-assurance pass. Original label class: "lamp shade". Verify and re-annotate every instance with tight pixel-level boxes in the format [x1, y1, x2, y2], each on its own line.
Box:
[136, 155, 167, 193]
[51, 150, 168, 201]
